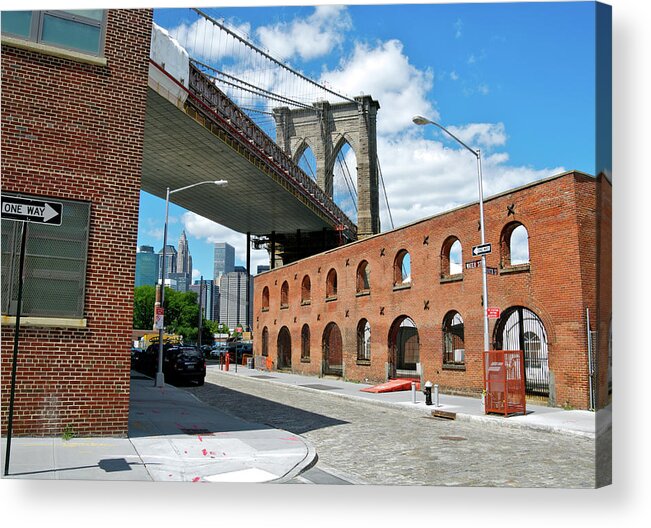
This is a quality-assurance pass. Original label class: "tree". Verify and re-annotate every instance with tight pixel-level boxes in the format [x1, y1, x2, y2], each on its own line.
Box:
[133, 285, 156, 330]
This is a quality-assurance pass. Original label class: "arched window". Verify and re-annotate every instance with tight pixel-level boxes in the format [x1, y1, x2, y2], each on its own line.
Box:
[501, 222, 530, 268]
[301, 275, 311, 304]
[280, 281, 289, 308]
[442, 311, 465, 366]
[393, 250, 411, 287]
[261, 286, 270, 311]
[261, 326, 269, 356]
[441, 236, 463, 278]
[277, 326, 292, 369]
[301, 324, 310, 361]
[356, 260, 370, 293]
[356, 319, 371, 361]
[326, 268, 338, 299]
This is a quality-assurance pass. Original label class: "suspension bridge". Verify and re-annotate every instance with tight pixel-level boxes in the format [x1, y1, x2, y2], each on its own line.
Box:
[141, 8, 393, 264]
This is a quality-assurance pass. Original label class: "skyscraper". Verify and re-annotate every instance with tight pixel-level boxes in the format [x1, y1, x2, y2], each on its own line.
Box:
[213, 242, 235, 281]
[157, 244, 177, 281]
[135, 245, 159, 287]
[218, 269, 252, 330]
[190, 279, 215, 321]
[176, 230, 192, 274]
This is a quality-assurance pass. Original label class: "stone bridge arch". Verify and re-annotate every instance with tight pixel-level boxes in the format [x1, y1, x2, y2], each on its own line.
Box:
[273, 96, 381, 238]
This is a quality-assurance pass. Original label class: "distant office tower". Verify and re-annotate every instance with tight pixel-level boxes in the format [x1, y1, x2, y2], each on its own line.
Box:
[190, 279, 215, 321]
[169, 272, 190, 292]
[158, 244, 177, 281]
[213, 242, 235, 281]
[257, 265, 270, 274]
[212, 281, 220, 323]
[135, 245, 159, 287]
[218, 270, 253, 330]
[176, 230, 192, 274]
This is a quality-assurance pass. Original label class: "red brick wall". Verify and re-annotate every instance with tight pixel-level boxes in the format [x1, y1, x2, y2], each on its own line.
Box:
[1, 9, 153, 436]
[254, 171, 609, 410]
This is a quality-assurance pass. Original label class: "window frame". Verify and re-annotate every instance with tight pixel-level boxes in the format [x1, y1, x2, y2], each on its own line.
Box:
[301, 324, 311, 362]
[393, 249, 411, 289]
[356, 318, 371, 362]
[442, 311, 465, 369]
[1, 10, 107, 57]
[280, 281, 289, 308]
[500, 221, 531, 272]
[356, 260, 370, 295]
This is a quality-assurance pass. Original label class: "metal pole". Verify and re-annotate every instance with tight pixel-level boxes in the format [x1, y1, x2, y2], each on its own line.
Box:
[476, 150, 490, 352]
[156, 187, 170, 387]
[5, 221, 28, 476]
[246, 232, 251, 332]
[198, 275, 203, 349]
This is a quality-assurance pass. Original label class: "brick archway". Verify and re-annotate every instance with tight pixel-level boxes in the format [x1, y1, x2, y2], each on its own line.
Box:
[388, 316, 420, 380]
[322, 322, 343, 376]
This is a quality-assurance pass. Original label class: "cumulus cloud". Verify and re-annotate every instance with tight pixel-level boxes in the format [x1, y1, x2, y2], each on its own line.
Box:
[256, 5, 352, 61]
[321, 39, 436, 134]
[181, 212, 269, 275]
[447, 122, 507, 149]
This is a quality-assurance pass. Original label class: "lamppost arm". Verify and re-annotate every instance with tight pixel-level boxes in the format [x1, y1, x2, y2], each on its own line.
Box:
[412, 115, 478, 157]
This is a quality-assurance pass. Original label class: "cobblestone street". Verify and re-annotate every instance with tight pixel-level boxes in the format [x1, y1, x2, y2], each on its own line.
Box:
[185, 371, 597, 488]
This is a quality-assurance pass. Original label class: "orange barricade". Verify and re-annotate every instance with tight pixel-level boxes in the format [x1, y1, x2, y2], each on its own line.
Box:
[483, 350, 526, 416]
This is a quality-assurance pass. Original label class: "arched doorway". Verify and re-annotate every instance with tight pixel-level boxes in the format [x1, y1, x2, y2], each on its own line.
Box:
[277, 326, 292, 370]
[322, 322, 343, 376]
[388, 316, 420, 379]
[494, 306, 549, 397]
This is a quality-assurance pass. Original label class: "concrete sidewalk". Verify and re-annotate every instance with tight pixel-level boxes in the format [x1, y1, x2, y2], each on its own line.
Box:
[209, 363, 610, 439]
[1, 372, 316, 483]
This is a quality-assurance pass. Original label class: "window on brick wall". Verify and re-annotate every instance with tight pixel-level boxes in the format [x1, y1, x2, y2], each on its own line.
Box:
[442, 311, 465, 367]
[261, 286, 270, 311]
[1, 195, 90, 318]
[500, 222, 530, 269]
[441, 236, 463, 279]
[301, 275, 311, 304]
[301, 324, 310, 361]
[393, 249, 411, 287]
[326, 269, 338, 299]
[261, 326, 269, 356]
[280, 281, 289, 308]
[1, 10, 107, 56]
[356, 260, 370, 294]
[356, 319, 371, 361]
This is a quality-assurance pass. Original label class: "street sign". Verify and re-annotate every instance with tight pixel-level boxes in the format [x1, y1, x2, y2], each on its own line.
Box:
[154, 307, 164, 330]
[487, 307, 501, 319]
[486, 266, 498, 275]
[1, 195, 63, 225]
[465, 259, 482, 269]
[472, 243, 492, 256]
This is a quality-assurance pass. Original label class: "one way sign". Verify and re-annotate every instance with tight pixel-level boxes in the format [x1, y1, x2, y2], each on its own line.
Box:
[472, 243, 492, 257]
[1, 195, 63, 226]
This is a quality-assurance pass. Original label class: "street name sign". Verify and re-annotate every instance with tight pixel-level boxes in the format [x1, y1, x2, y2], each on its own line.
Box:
[472, 243, 492, 256]
[465, 259, 482, 269]
[486, 266, 498, 275]
[1, 195, 63, 225]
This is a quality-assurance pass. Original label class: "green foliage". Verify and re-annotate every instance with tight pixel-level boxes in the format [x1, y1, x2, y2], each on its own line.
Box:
[62, 424, 74, 441]
[133, 285, 156, 329]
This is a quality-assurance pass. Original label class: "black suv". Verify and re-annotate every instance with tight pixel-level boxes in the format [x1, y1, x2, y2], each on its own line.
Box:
[163, 346, 206, 385]
[142, 344, 206, 386]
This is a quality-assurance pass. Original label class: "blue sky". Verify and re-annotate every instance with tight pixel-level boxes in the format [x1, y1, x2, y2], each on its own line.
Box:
[139, 1, 603, 282]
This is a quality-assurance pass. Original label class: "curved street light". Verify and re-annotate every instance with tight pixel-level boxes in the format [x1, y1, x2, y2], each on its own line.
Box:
[412, 115, 490, 353]
[155, 179, 228, 387]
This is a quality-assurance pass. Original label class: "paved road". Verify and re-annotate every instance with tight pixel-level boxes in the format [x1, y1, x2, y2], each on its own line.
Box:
[184, 371, 598, 487]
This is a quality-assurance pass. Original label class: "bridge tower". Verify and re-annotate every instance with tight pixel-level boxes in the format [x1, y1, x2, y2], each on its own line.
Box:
[273, 96, 381, 239]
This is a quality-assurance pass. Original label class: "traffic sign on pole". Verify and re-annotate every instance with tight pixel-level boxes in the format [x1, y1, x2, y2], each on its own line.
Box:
[472, 243, 492, 256]
[487, 307, 501, 319]
[1, 195, 63, 225]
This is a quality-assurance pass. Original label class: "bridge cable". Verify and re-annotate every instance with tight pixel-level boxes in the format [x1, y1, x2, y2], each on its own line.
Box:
[377, 156, 394, 230]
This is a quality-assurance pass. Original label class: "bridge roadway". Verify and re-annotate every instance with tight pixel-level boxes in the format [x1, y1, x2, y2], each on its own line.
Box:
[142, 59, 356, 255]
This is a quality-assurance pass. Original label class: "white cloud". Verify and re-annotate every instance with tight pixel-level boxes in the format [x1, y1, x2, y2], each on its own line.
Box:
[181, 212, 270, 276]
[256, 5, 352, 61]
[447, 122, 507, 149]
[454, 19, 463, 39]
[321, 39, 436, 134]
[450, 71, 459, 81]
[192, 268, 202, 281]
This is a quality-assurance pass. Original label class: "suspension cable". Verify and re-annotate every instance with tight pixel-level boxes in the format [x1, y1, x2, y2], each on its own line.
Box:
[377, 156, 394, 230]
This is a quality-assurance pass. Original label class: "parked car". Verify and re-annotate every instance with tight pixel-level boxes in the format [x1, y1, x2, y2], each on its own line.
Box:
[210, 343, 229, 359]
[161, 345, 206, 386]
[131, 347, 145, 369]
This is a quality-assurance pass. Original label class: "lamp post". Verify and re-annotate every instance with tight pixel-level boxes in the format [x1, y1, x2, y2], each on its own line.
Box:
[155, 180, 228, 387]
[412, 115, 490, 352]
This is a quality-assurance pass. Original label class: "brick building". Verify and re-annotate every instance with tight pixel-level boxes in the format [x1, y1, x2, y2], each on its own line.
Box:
[1, 9, 153, 436]
[253, 171, 612, 410]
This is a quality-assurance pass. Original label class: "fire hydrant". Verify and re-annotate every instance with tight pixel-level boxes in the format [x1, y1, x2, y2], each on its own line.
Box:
[423, 380, 433, 406]
[225, 351, 230, 372]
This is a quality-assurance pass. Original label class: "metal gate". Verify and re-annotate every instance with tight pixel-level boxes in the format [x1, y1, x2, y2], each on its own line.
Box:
[494, 307, 549, 397]
[322, 322, 343, 376]
[277, 326, 292, 370]
[389, 317, 419, 379]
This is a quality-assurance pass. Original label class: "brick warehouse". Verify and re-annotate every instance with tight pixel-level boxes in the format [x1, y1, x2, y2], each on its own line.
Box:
[1, 10, 153, 436]
[253, 171, 612, 411]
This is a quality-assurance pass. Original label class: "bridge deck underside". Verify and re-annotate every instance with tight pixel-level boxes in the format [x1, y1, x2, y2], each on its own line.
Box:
[141, 89, 332, 236]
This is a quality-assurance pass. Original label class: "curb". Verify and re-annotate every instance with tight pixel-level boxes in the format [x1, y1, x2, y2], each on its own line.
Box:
[208, 369, 597, 439]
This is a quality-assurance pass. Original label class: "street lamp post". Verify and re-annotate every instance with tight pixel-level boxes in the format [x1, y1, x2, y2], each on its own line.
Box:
[155, 180, 228, 387]
[412, 116, 490, 352]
